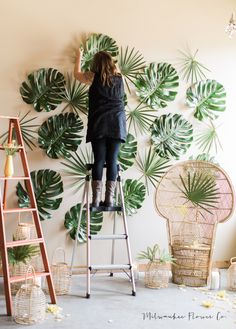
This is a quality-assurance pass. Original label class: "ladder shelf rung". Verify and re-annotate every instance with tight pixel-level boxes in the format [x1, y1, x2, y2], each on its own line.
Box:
[0, 145, 23, 151]
[89, 234, 127, 240]
[89, 264, 131, 271]
[0, 176, 30, 180]
[6, 238, 44, 248]
[10, 272, 50, 283]
[3, 207, 36, 214]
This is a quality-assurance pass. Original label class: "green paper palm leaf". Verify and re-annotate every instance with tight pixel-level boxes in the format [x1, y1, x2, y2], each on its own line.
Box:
[186, 79, 226, 121]
[189, 153, 218, 164]
[136, 146, 171, 193]
[118, 46, 145, 92]
[178, 171, 219, 214]
[177, 49, 210, 84]
[61, 146, 94, 192]
[0, 111, 38, 150]
[150, 113, 193, 159]
[81, 33, 119, 71]
[64, 203, 103, 243]
[20, 68, 66, 112]
[16, 169, 63, 221]
[135, 62, 179, 109]
[38, 112, 83, 159]
[126, 102, 157, 136]
[195, 121, 222, 154]
[62, 75, 88, 115]
[119, 179, 146, 216]
[118, 133, 137, 171]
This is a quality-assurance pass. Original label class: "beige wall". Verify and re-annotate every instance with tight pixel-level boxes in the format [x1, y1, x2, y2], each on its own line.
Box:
[0, 0, 236, 266]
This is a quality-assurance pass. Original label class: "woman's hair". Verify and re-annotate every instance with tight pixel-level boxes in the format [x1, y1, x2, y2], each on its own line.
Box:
[90, 51, 120, 86]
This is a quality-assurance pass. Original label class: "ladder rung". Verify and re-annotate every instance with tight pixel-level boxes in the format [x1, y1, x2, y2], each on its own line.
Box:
[10, 272, 50, 283]
[6, 238, 43, 248]
[89, 234, 127, 240]
[89, 205, 122, 212]
[0, 146, 23, 151]
[0, 176, 30, 180]
[89, 264, 131, 271]
[3, 208, 36, 214]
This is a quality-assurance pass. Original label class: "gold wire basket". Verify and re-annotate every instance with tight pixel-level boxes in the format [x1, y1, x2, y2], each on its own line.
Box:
[14, 212, 36, 241]
[50, 247, 71, 295]
[145, 261, 170, 289]
[14, 265, 46, 325]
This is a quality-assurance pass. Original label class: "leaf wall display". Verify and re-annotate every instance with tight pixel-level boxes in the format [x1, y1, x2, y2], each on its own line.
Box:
[20, 68, 66, 112]
[64, 203, 103, 243]
[117, 133, 137, 171]
[150, 113, 193, 159]
[81, 33, 119, 71]
[186, 79, 226, 121]
[135, 62, 179, 109]
[119, 179, 146, 216]
[38, 112, 84, 159]
[14, 31, 228, 238]
[16, 169, 63, 221]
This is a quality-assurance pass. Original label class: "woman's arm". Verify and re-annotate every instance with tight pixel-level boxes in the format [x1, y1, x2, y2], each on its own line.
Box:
[74, 49, 94, 85]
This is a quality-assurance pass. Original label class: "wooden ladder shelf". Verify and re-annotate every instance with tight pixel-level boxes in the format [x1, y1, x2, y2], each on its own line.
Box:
[0, 116, 56, 316]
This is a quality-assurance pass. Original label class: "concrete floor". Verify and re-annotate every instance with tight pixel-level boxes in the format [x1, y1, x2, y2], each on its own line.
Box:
[0, 272, 236, 329]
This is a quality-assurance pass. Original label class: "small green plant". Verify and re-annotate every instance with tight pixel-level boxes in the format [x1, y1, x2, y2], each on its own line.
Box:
[137, 244, 175, 264]
[8, 237, 39, 265]
[3, 140, 18, 156]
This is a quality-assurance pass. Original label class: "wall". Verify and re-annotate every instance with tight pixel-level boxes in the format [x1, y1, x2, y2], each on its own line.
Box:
[0, 0, 236, 266]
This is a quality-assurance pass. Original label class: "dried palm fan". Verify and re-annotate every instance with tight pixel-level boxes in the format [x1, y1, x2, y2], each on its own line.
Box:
[155, 160, 234, 287]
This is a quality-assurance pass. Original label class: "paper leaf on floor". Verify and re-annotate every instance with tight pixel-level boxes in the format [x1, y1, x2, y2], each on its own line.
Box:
[216, 290, 226, 299]
[201, 300, 214, 308]
[46, 304, 63, 314]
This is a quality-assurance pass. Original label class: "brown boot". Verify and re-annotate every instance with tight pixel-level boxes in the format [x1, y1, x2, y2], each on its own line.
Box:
[104, 181, 116, 207]
[91, 180, 102, 207]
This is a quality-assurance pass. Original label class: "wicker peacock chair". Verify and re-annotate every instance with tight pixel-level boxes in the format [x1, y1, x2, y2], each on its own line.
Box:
[155, 160, 235, 287]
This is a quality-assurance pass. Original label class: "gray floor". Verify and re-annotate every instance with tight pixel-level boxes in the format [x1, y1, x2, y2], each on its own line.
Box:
[1, 272, 236, 329]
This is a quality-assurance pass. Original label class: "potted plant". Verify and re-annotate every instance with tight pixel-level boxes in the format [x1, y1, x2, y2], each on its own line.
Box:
[3, 140, 18, 177]
[138, 244, 175, 289]
[8, 238, 39, 293]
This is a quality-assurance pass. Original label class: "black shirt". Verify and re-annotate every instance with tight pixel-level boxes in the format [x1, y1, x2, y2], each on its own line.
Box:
[86, 73, 127, 143]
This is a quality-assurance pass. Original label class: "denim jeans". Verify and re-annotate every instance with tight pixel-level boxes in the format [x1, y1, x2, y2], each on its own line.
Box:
[91, 138, 121, 181]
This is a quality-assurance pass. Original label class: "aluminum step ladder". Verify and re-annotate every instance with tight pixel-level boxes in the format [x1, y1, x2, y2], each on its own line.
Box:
[70, 163, 136, 298]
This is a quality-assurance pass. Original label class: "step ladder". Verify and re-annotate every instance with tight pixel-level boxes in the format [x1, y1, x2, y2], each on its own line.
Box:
[0, 116, 56, 315]
[71, 163, 136, 298]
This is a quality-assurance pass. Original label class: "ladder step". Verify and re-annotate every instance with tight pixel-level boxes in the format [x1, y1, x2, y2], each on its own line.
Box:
[10, 272, 50, 283]
[0, 145, 23, 151]
[89, 264, 131, 271]
[89, 234, 127, 240]
[3, 207, 36, 214]
[6, 238, 44, 248]
[89, 205, 122, 212]
[0, 176, 30, 180]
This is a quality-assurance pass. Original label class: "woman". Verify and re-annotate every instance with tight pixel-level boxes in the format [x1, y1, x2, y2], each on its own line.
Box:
[74, 49, 126, 207]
